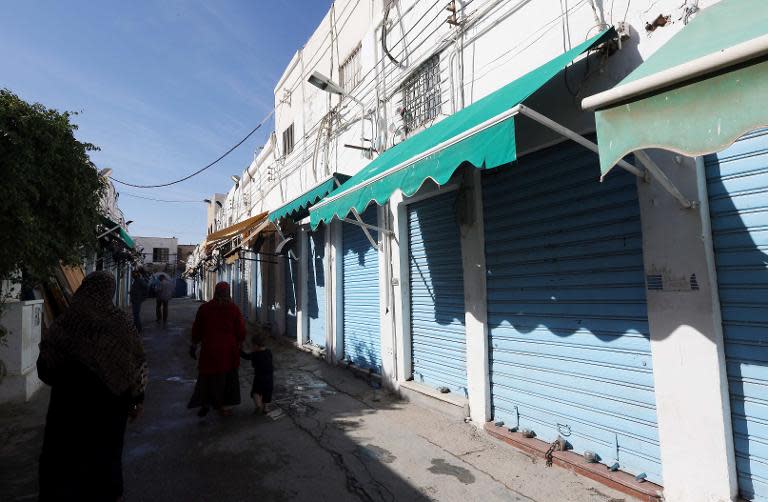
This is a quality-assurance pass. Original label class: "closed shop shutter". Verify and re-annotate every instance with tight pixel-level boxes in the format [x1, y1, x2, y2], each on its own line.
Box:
[286, 256, 298, 338]
[706, 128, 768, 501]
[408, 191, 467, 396]
[252, 255, 262, 321]
[240, 263, 249, 321]
[483, 140, 661, 483]
[342, 207, 381, 372]
[307, 226, 327, 348]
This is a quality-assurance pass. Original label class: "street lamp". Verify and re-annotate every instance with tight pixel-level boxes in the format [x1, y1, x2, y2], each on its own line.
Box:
[230, 175, 241, 184]
[308, 71, 368, 155]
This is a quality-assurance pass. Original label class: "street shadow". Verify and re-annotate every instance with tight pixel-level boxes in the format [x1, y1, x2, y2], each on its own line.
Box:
[341, 206, 382, 373]
[122, 304, 433, 501]
[704, 128, 768, 500]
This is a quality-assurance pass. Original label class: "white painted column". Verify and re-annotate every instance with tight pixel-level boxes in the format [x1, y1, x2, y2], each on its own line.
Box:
[378, 202, 399, 388]
[458, 169, 491, 424]
[637, 151, 737, 501]
[297, 225, 308, 346]
[389, 190, 413, 385]
[330, 219, 344, 363]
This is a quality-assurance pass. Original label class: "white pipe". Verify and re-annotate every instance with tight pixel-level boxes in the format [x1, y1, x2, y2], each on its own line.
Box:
[582, 33, 768, 110]
[244, 133, 276, 184]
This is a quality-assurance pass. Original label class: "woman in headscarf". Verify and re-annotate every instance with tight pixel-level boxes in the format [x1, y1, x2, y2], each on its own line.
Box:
[187, 281, 246, 417]
[37, 271, 147, 502]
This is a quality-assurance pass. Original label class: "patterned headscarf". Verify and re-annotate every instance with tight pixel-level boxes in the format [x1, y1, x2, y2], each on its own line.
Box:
[38, 271, 147, 398]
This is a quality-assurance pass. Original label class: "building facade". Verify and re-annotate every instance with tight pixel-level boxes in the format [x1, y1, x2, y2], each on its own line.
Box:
[186, 1, 767, 500]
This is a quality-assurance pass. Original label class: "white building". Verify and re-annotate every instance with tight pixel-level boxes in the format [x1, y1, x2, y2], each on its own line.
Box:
[189, 1, 768, 500]
[133, 236, 179, 273]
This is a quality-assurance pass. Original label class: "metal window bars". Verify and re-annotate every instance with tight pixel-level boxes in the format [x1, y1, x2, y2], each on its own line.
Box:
[401, 54, 441, 133]
[339, 44, 362, 92]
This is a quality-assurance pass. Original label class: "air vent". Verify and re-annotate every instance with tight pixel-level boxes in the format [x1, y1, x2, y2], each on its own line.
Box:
[646, 274, 663, 291]
[690, 274, 700, 291]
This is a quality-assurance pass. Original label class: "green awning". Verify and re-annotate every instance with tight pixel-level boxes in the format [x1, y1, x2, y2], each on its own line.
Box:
[584, 0, 768, 176]
[100, 216, 135, 249]
[309, 28, 614, 229]
[268, 173, 351, 223]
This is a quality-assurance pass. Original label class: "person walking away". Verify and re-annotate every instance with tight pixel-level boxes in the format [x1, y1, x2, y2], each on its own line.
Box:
[37, 271, 147, 502]
[155, 274, 174, 324]
[129, 270, 149, 332]
[188, 281, 245, 417]
[240, 333, 274, 414]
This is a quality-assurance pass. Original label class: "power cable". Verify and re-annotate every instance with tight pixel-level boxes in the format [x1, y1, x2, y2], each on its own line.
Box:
[120, 192, 204, 203]
[109, 109, 274, 188]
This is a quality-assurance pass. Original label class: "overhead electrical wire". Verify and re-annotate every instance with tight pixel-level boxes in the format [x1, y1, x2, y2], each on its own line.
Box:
[120, 192, 204, 203]
[109, 109, 274, 188]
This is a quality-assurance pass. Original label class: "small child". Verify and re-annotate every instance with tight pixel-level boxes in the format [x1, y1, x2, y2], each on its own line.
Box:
[240, 334, 274, 414]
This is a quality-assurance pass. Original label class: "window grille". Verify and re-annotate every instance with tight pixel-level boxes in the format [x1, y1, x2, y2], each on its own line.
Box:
[339, 44, 362, 92]
[401, 55, 442, 133]
[153, 248, 169, 263]
[282, 123, 295, 156]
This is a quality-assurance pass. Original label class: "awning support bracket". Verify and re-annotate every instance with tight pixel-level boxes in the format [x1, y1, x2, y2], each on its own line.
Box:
[518, 105, 696, 209]
[634, 150, 697, 209]
[343, 208, 393, 249]
[518, 105, 644, 178]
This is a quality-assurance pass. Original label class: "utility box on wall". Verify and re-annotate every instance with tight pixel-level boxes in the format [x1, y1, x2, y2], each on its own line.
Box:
[0, 299, 44, 403]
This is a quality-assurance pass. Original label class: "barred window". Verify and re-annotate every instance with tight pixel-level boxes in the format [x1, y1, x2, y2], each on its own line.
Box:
[153, 248, 169, 262]
[401, 54, 441, 132]
[339, 44, 362, 92]
[282, 123, 295, 156]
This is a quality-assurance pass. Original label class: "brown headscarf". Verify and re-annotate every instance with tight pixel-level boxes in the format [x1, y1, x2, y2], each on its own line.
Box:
[213, 281, 231, 303]
[38, 271, 147, 398]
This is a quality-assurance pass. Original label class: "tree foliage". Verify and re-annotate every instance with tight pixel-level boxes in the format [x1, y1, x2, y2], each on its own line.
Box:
[0, 89, 104, 286]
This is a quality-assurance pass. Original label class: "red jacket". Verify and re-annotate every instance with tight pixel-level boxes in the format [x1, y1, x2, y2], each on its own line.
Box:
[191, 300, 246, 375]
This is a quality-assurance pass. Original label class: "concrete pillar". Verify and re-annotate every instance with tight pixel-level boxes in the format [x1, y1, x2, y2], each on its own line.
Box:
[297, 225, 308, 346]
[389, 190, 412, 385]
[330, 220, 343, 363]
[458, 169, 491, 424]
[378, 203, 399, 388]
[0, 300, 44, 403]
[637, 150, 737, 501]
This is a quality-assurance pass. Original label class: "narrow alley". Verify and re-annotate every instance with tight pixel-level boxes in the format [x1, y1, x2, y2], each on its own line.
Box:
[0, 297, 631, 502]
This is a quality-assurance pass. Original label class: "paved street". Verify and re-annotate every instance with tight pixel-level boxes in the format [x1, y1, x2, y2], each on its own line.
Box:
[1, 298, 630, 501]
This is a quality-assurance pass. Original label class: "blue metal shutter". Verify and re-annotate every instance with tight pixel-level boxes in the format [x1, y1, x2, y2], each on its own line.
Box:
[483, 140, 661, 483]
[285, 256, 298, 338]
[307, 226, 326, 348]
[408, 191, 467, 395]
[706, 128, 768, 501]
[239, 263, 249, 320]
[342, 207, 381, 372]
[256, 254, 265, 321]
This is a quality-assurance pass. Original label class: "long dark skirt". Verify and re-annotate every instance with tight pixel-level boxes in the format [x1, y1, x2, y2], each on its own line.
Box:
[187, 368, 241, 409]
[39, 362, 130, 501]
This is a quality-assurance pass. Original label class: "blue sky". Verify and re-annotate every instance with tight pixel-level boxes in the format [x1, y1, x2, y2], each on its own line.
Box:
[1, 0, 332, 244]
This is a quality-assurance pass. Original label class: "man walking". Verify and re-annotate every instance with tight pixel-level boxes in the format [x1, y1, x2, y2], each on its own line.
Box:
[129, 270, 149, 332]
[156, 274, 174, 324]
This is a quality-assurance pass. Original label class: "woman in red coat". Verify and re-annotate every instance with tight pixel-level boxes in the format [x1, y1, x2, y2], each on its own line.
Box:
[187, 281, 246, 417]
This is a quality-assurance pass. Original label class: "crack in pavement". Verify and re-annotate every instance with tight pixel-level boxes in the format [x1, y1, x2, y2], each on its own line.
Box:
[415, 434, 538, 502]
[280, 405, 377, 502]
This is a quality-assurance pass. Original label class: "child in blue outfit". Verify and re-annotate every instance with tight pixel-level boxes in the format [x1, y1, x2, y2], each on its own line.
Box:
[240, 334, 273, 414]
